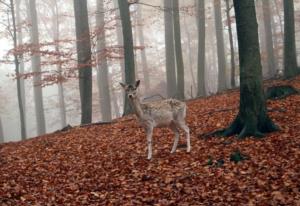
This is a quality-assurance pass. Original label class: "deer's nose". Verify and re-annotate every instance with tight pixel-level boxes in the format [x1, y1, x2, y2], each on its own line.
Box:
[128, 94, 133, 98]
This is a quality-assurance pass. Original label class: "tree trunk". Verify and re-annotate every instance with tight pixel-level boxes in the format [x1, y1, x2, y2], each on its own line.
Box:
[196, 0, 206, 97]
[73, 0, 93, 124]
[173, 0, 185, 100]
[219, 0, 278, 138]
[225, 0, 236, 88]
[283, 0, 298, 79]
[118, 0, 136, 115]
[262, 0, 277, 77]
[137, 5, 150, 91]
[214, 0, 227, 92]
[0, 116, 3, 143]
[16, 0, 26, 119]
[183, 14, 196, 97]
[52, 0, 67, 128]
[96, 0, 112, 122]
[28, 0, 46, 135]
[164, 0, 177, 98]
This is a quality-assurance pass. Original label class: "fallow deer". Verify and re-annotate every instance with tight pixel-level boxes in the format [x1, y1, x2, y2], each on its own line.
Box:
[120, 80, 191, 159]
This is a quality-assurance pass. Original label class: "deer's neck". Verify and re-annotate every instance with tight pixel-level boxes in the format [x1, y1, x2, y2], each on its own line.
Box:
[130, 97, 144, 118]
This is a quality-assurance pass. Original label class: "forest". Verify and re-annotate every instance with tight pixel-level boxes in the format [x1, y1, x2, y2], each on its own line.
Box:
[0, 0, 299, 205]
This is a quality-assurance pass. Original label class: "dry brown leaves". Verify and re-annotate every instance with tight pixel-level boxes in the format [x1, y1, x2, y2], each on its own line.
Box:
[0, 77, 299, 205]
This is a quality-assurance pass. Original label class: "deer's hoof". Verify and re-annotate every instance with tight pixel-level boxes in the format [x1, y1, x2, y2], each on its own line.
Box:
[187, 147, 191, 153]
[170, 150, 176, 154]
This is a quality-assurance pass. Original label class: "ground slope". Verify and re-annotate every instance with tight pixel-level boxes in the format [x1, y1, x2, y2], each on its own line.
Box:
[0, 77, 299, 205]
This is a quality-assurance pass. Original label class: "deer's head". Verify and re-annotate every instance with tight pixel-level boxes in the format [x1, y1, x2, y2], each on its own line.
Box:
[120, 80, 140, 100]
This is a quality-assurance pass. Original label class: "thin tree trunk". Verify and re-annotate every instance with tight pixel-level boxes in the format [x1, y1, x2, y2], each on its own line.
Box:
[214, 0, 227, 92]
[225, 0, 236, 88]
[262, 0, 277, 77]
[173, 0, 185, 100]
[196, 0, 206, 97]
[118, 0, 136, 115]
[52, 0, 67, 128]
[183, 14, 196, 97]
[28, 0, 46, 135]
[16, 0, 26, 118]
[220, 0, 278, 138]
[73, 0, 93, 124]
[283, 0, 298, 79]
[96, 0, 112, 122]
[137, 5, 150, 91]
[164, 0, 177, 98]
[0, 116, 3, 143]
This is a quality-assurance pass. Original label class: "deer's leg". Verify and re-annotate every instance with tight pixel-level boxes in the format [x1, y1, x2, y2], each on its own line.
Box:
[170, 123, 179, 153]
[146, 126, 153, 160]
[176, 121, 191, 153]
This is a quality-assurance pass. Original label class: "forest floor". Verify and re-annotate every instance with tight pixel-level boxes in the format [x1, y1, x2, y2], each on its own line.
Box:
[0, 76, 299, 205]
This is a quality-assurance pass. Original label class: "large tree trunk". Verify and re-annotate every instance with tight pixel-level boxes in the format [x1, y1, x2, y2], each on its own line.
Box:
[214, 0, 227, 92]
[118, 0, 136, 115]
[0, 116, 3, 143]
[225, 0, 236, 88]
[137, 5, 150, 91]
[262, 0, 277, 77]
[52, 0, 67, 128]
[73, 0, 93, 124]
[96, 0, 112, 122]
[28, 0, 46, 135]
[219, 0, 278, 138]
[283, 0, 298, 79]
[173, 0, 185, 100]
[196, 0, 206, 97]
[164, 0, 177, 98]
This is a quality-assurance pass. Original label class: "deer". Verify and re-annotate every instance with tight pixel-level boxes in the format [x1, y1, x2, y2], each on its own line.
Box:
[120, 80, 191, 160]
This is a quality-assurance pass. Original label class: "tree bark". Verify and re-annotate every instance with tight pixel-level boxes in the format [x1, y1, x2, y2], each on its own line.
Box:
[173, 0, 185, 100]
[73, 0, 93, 124]
[225, 0, 236, 88]
[214, 0, 227, 92]
[118, 0, 136, 115]
[219, 0, 278, 138]
[164, 0, 177, 98]
[283, 0, 298, 79]
[262, 0, 277, 77]
[96, 0, 112, 122]
[28, 0, 46, 135]
[51, 0, 67, 128]
[196, 0, 206, 97]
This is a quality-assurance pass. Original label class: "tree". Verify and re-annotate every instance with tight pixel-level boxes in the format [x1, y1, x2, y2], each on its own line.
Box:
[214, 0, 227, 92]
[137, 4, 150, 91]
[216, 0, 278, 138]
[225, 0, 236, 88]
[283, 0, 298, 79]
[51, 0, 67, 128]
[9, 0, 27, 139]
[96, 0, 112, 122]
[173, 0, 185, 99]
[118, 0, 136, 115]
[164, 0, 176, 98]
[262, 0, 277, 77]
[28, 0, 46, 135]
[73, 0, 93, 124]
[0, 116, 3, 143]
[15, 0, 26, 120]
[196, 0, 206, 97]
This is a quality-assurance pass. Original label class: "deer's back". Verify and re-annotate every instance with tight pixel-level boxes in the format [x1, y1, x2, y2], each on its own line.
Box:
[141, 99, 186, 127]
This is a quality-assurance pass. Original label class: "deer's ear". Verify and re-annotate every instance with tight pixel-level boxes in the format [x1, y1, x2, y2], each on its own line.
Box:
[135, 80, 140, 88]
[119, 82, 126, 89]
